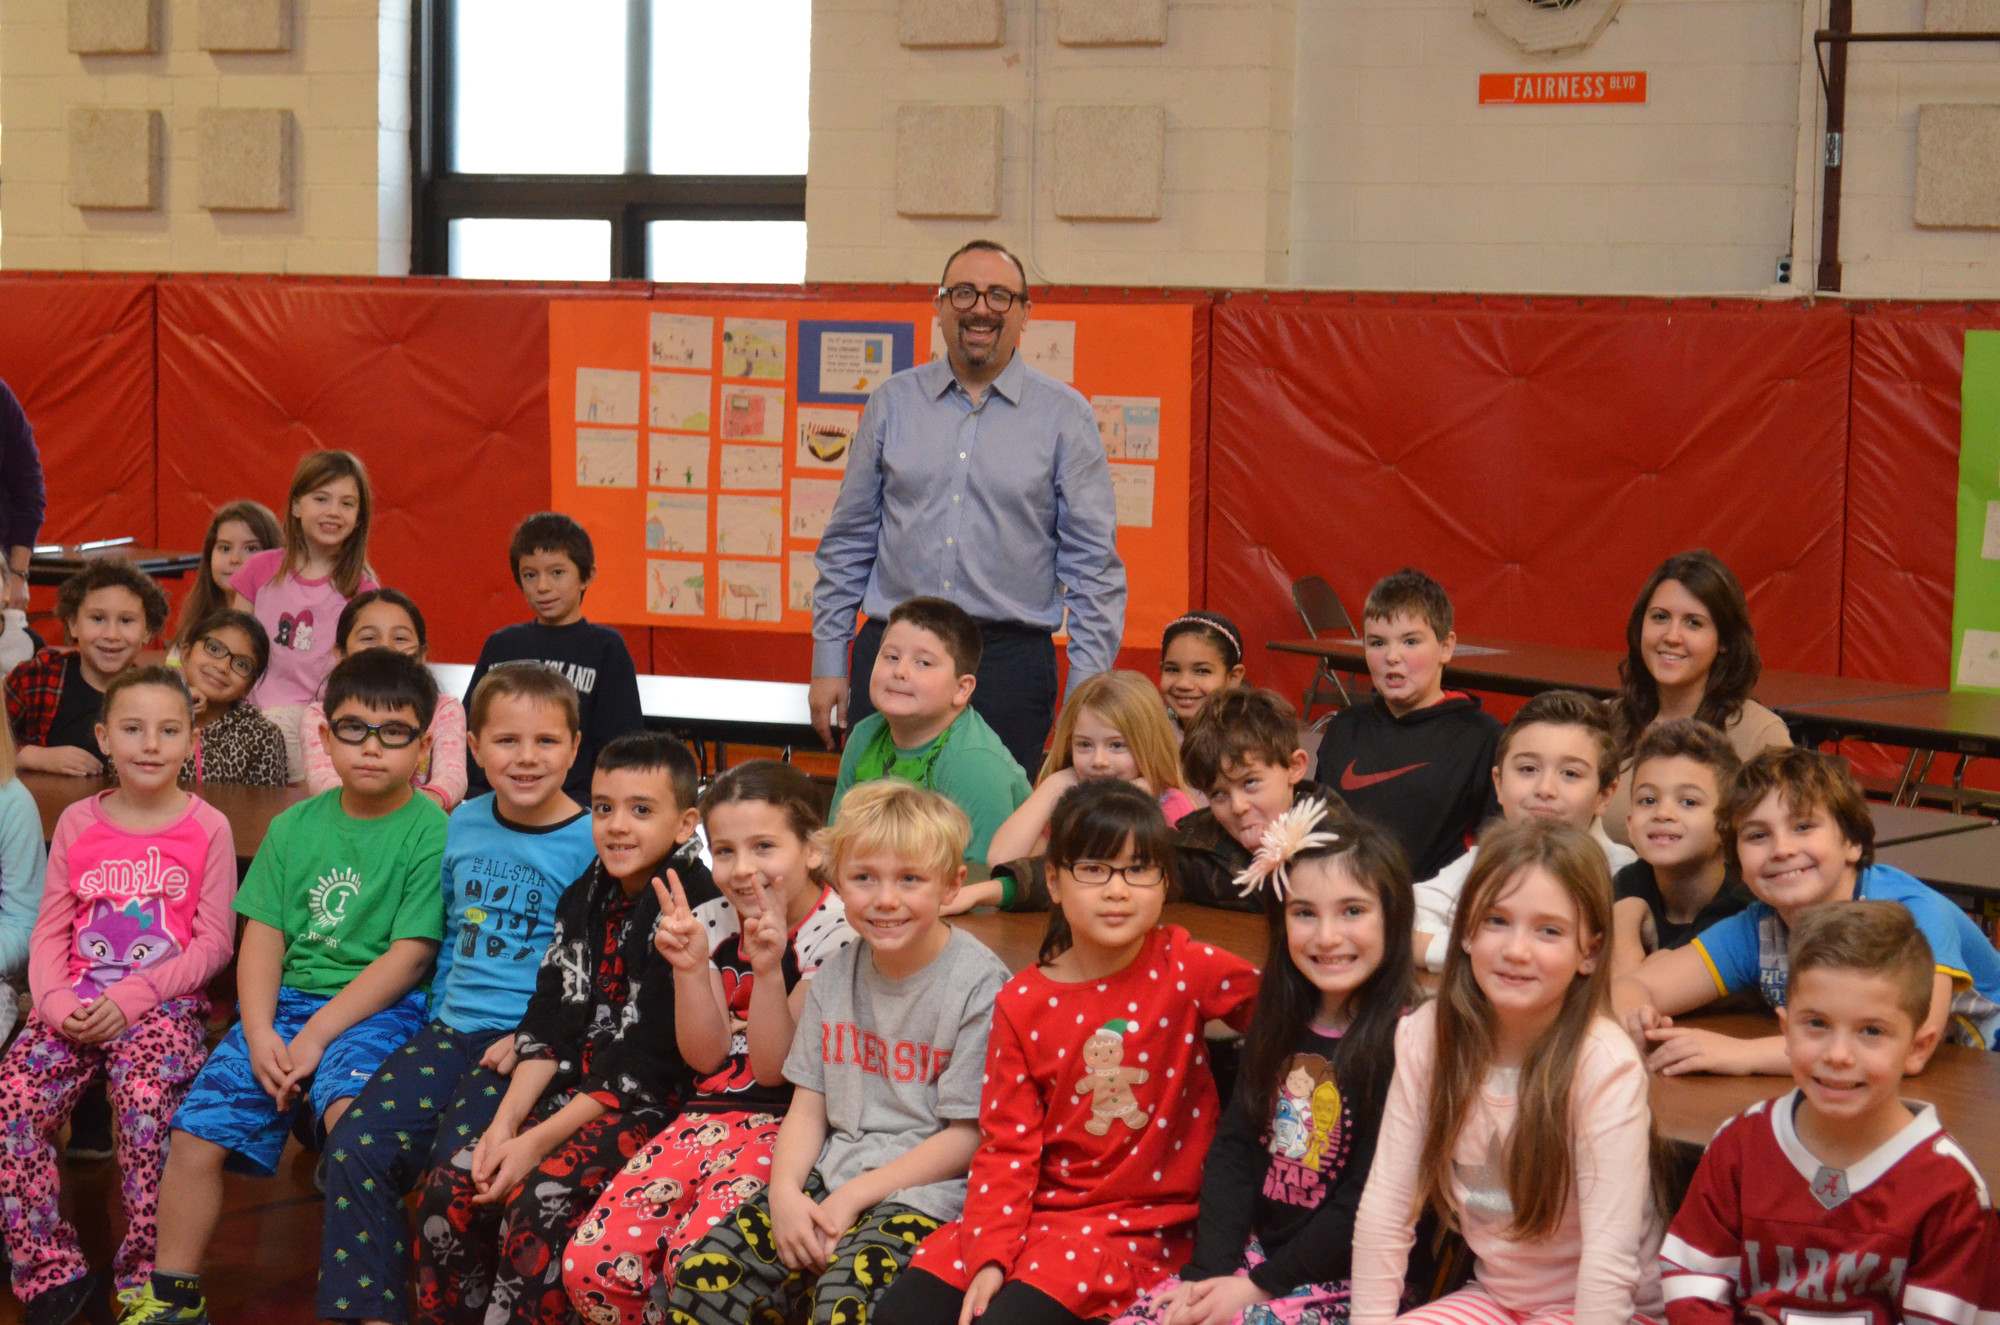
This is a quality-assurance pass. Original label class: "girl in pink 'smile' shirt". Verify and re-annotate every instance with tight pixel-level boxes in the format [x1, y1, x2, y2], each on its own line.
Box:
[230, 450, 379, 779]
[0, 667, 238, 1318]
[1350, 818, 1668, 1325]
[299, 588, 467, 811]
[955, 671, 1197, 910]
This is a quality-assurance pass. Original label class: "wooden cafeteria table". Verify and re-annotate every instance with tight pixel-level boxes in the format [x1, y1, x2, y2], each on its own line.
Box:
[21, 771, 306, 859]
[27, 542, 202, 587]
[1651, 1011, 2000, 1181]
[1874, 823, 2000, 897]
[1267, 636, 1941, 709]
[1868, 802, 1993, 846]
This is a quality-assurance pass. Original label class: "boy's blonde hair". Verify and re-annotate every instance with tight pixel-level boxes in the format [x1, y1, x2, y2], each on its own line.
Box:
[1722, 746, 1875, 869]
[822, 780, 970, 884]
[1787, 901, 1935, 1029]
[1039, 670, 1183, 791]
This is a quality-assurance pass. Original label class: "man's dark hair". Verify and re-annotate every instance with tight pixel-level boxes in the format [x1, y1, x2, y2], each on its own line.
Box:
[939, 239, 1029, 294]
[324, 648, 439, 731]
[595, 731, 700, 815]
[509, 511, 596, 583]
[887, 597, 983, 677]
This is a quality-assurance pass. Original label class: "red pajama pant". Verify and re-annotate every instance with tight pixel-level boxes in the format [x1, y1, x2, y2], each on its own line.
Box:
[0, 1000, 209, 1298]
[563, 1108, 782, 1325]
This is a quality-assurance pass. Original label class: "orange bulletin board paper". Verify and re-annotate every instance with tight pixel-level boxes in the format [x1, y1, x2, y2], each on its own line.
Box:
[549, 298, 1192, 648]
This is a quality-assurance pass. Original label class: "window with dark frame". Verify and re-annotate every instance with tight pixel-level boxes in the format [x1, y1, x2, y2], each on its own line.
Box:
[412, 0, 810, 282]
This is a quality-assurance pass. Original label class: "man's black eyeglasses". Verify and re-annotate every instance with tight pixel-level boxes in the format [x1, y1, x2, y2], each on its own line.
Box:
[938, 284, 1022, 314]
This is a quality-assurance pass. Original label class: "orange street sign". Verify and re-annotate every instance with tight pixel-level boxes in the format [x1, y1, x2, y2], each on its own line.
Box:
[1478, 72, 1646, 105]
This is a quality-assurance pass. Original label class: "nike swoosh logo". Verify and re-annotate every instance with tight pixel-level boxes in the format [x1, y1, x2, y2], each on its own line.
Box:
[1340, 759, 1428, 791]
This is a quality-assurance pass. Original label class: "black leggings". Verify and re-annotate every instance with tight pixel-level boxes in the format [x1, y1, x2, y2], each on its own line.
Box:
[873, 1267, 1097, 1325]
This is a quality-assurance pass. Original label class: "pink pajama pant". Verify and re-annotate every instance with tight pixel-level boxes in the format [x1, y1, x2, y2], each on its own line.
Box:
[563, 1108, 782, 1325]
[0, 999, 209, 1299]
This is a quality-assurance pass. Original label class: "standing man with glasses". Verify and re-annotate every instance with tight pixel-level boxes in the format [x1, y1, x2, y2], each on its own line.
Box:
[809, 239, 1126, 777]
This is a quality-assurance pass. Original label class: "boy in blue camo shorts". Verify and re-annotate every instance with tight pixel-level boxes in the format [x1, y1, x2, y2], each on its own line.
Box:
[125, 651, 450, 1325]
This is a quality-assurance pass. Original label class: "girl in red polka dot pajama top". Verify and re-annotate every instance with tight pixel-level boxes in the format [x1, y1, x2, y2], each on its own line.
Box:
[877, 780, 1260, 1325]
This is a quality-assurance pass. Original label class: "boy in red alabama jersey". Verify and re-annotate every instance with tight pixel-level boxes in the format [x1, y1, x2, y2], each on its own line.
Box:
[1661, 901, 1993, 1325]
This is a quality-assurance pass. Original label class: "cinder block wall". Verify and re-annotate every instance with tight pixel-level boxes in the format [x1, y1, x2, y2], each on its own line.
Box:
[1830, 0, 2000, 298]
[0, 0, 410, 274]
[1286, 0, 1802, 294]
[806, 0, 1297, 286]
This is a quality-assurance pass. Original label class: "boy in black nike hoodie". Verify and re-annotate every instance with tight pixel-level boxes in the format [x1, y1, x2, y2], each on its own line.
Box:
[1310, 568, 1499, 881]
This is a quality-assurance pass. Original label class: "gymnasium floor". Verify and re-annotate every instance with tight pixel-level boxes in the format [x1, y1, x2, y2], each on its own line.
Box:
[0, 1141, 331, 1324]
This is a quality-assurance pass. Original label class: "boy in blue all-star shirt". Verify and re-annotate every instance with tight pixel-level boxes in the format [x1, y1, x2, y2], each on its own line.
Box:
[318, 664, 599, 1324]
[1615, 745, 2000, 1077]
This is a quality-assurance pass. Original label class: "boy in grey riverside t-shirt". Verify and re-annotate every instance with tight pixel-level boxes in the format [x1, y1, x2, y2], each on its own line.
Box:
[786, 925, 1010, 1219]
[662, 925, 1009, 1325]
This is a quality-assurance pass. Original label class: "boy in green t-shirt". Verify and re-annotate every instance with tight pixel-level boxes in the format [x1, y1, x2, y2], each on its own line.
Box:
[133, 650, 448, 1325]
[830, 597, 1031, 864]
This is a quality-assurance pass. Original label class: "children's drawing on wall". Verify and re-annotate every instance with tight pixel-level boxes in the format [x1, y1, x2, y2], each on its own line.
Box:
[795, 407, 859, 471]
[1019, 321, 1077, 383]
[718, 560, 781, 622]
[788, 478, 841, 541]
[575, 430, 638, 488]
[1110, 462, 1155, 528]
[648, 435, 710, 490]
[645, 493, 709, 554]
[575, 368, 641, 426]
[788, 550, 817, 613]
[719, 444, 784, 492]
[722, 318, 787, 380]
[651, 313, 714, 371]
[1092, 396, 1162, 460]
[647, 559, 705, 616]
[650, 372, 713, 432]
[720, 386, 786, 442]
[716, 496, 784, 558]
[817, 330, 895, 395]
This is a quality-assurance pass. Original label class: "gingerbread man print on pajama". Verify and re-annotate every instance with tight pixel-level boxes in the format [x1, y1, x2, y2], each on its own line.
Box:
[906, 925, 1259, 1321]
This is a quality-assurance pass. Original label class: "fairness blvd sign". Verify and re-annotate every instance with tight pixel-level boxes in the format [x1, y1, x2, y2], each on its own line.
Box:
[1478, 71, 1647, 105]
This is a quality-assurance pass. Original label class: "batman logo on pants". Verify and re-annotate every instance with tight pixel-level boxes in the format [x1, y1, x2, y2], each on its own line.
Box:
[849, 1244, 901, 1289]
[675, 1252, 744, 1294]
[826, 1295, 867, 1325]
[877, 1213, 938, 1246]
[736, 1203, 778, 1263]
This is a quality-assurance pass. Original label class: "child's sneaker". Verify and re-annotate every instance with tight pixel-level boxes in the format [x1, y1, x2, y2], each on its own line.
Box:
[23, 1268, 103, 1325]
[113, 1281, 208, 1325]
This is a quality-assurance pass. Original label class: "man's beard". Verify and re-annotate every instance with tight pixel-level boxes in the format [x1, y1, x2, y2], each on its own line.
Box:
[956, 319, 1004, 365]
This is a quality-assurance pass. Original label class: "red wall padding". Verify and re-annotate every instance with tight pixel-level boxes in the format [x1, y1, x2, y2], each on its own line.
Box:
[1844, 304, 2000, 787]
[155, 276, 655, 666]
[8, 272, 1991, 771]
[1208, 294, 1855, 702]
[1845, 305, 2000, 685]
[0, 275, 156, 547]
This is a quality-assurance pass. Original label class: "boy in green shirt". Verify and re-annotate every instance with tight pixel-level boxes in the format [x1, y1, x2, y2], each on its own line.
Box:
[830, 597, 1030, 864]
[131, 650, 449, 1325]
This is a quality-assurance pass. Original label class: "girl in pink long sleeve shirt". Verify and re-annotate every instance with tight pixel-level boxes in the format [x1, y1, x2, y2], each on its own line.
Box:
[0, 668, 238, 1312]
[1350, 819, 1665, 1325]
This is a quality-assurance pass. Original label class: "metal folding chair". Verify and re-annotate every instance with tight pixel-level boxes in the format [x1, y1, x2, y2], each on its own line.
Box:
[1291, 575, 1362, 714]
